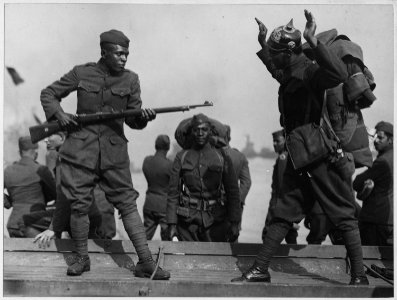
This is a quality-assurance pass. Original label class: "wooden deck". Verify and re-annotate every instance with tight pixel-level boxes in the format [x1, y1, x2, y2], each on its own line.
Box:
[3, 238, 394, 297]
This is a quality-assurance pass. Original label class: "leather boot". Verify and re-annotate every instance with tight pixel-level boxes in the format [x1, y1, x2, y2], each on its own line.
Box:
[67, 255, 91, 276]
[231, 264, 271, 283]
[135, 259, 170, 280]
[349, 275, 369, 285]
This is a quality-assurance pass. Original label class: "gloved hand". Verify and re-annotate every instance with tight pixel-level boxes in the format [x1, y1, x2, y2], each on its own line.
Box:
[167, 224, 177, 241]
[303, 9, 318, 48]
[255, 17, 268, 49]
[226, 222, 240, 243]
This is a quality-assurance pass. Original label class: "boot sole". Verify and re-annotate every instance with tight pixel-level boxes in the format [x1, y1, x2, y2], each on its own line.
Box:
[231, 276, 271, 283]
[67, 265, 91, 276]
[135, 270, 170, 280]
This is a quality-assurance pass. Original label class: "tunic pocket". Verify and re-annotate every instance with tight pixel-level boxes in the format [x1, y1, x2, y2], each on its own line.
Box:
[78, 81, 101, 93]
[111, 87, 131, 97]
[110, 87, 131, 111]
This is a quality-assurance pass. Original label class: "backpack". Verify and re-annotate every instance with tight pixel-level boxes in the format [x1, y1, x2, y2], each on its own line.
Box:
[303, 29, 376, 168]
[174, 116, 229, 149]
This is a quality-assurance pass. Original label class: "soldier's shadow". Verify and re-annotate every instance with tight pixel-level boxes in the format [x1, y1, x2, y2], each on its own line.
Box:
[54, 239, 136, 272]
[231, 243, 344, 285]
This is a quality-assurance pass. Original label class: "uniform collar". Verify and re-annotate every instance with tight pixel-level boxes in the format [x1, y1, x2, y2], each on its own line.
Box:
[281, 54, 312, 84]
[19, 156, 36, 165]
[97, 58, 110, 74]
[192, 142, 212, 151]
[97, 58, 126, 76]
[154, 150, 168, 158]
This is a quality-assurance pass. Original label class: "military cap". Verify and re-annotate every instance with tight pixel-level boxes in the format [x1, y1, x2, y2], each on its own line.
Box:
[155, 134, 170, 150]
[267, 19, 302, 52]
[100, 29, 130, 48]
[191, 113, 211, 127]
[19, 136, 38, 151]
[375, 121, 393, 136]
[272, 129, 285, 138]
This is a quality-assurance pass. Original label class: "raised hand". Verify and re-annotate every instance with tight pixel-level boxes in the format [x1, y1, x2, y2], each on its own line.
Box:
[303, 9, 318, 48]
[255, 17, 268, 49]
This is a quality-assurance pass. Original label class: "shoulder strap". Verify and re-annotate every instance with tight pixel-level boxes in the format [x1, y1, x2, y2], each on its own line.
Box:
[321, 90, 341, 145]
[180, 150, 189, 165]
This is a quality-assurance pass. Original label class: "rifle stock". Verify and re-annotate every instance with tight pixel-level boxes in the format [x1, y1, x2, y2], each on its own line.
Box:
[29, 101, 213, 143]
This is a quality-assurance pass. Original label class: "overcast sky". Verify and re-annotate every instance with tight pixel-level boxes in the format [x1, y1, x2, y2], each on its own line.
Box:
[3, 2, 394, 166]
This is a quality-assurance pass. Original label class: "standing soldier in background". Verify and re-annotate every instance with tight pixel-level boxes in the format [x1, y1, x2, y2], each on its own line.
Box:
[353, 121, 393, 246]
[224, 125, 251, 239]
[142, 135, 173, 240]
[39, 29, 169, 279]
[262, 129, 299, 244]
[232, 11, 368, 285]
[4, 136, 56, 237]
[166, 114, 241, 242]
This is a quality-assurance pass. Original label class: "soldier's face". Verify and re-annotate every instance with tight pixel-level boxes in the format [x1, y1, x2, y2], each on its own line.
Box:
[46, 134, 64, 150]
[102, 44, 129, 73]
[273, 136, 285, 154]
[374, 130, 392, 152]
[192, 123, 211, 147]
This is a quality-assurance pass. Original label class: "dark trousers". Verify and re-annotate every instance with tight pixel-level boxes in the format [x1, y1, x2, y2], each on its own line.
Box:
[273, 159, 357, 231]
[177, 220, 230, 242]
[176, 210, 230, 242]
[60, 160, 151, 260]
[94, 187, 116, 239]
[306, 213, 334, 244]
[306, 213, 345, 245]
[359, 221, 393, 246]
[263, 199, 298, 244]
[255, 159, 365, 278]
[262, 225, 298, 244]
[143, 209, 167, 240]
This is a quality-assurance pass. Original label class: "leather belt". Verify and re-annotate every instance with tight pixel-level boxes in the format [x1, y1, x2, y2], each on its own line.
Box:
[186, 198, 218, 211]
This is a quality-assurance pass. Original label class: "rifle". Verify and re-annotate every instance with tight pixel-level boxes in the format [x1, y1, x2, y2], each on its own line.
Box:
[29, 101, 213, 143]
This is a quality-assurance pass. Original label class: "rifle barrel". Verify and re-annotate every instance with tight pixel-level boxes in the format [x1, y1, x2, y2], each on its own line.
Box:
[29, 102, 213, 143]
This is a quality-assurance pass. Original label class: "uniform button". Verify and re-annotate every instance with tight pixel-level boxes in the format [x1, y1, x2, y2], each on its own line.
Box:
[103, 87, 107, 91]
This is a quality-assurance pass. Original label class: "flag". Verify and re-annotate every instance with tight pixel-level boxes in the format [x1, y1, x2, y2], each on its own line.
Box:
[6, 67, 24, 85]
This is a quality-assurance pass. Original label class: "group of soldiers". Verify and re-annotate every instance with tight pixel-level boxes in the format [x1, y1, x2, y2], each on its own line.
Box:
[3, 9, 393, 285]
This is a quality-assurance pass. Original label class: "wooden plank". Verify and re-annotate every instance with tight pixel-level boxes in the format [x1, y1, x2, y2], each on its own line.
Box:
[4, 263, 391, 286]
[3, 252, 350, 274]
[4, 238, 393, 260]
[4, 251, 393, 285]
[4, 277, 393, 297]
[4, 245, 393, 297]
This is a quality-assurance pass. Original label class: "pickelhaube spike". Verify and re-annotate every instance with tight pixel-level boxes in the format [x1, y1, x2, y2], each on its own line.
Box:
[286, 19, 294, 30]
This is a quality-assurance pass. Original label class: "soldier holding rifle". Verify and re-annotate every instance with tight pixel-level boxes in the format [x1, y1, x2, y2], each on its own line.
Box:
[232, 10, 368, 285]
[39, 29, 170, 279]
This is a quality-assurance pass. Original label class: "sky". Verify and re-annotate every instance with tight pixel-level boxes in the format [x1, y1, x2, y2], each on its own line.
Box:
[3, 2, 395, 167]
